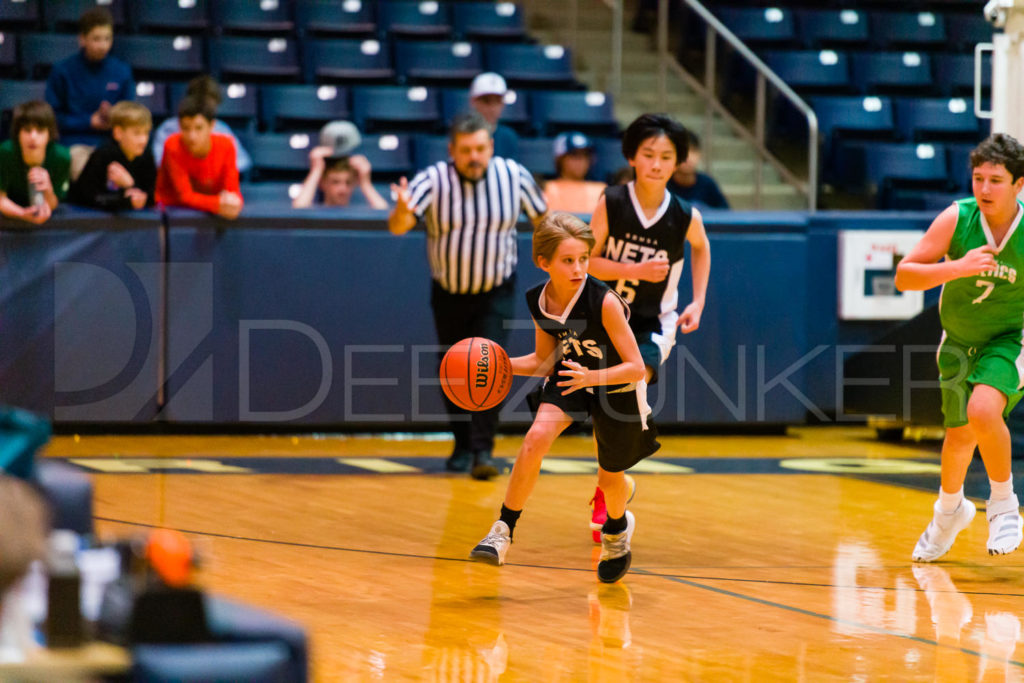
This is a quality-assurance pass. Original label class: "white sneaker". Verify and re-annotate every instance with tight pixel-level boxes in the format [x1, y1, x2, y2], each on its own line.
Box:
[986, 494, 1023, 555]
[597, 511, 635, 583]
[912, 498, 976, 562]
[470, 521, 511, 566]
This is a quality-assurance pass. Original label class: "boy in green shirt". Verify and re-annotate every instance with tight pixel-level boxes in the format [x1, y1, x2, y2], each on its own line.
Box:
[0, 101, 70, 225]
[896, 133, 1024, 561]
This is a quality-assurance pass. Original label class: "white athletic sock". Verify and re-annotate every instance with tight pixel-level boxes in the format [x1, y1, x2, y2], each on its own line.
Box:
[939, 487, 965, 514]
[989, 475, 1014, 501]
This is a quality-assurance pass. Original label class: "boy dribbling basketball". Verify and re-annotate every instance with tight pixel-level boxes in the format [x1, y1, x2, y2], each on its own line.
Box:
[469, 212, 659, 583]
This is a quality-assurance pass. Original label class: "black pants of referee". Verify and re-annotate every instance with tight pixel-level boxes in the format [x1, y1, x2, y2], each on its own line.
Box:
[431, 277, 515, 454]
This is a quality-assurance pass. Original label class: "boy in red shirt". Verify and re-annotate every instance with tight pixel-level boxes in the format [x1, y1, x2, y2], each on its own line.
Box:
[155, 95, 243, 219]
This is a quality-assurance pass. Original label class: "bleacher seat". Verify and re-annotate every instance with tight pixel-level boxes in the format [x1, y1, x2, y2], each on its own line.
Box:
[296, 0, 376, 37]
[240, 181, 300, 204]
[440, 88, 530, 133]
[946, 13, 994, 51]
[796, 9, 869, 49]
[303, 38, 395, 83]
[0, 0, 39, 30]
[851, 52, 934, 95]
[247, 131, 314, 181]
[378, 1, 452, 39]
[19, 32, 78, 79]
[863, 141, 950, 207]
[211, 0, 295, 36]
[514, 137, 557, 179]
[713, 7, 797, 47]
[530, 91, 618, 136]
[894, 97, 982, 143]
[0, 31, 16, 75]
[134, 81, 170, 123]
[588, 136, 625, 184]
[354, 132, 413, 179]
[130, 0, 210, 35]
[412, 134, 450, 169]
[869, 11, 947, 50]
[395, 40, 483, 85]
[210, 36, 302, 82]
[485, 43, 576, 88]
[0, 79, 46, 137]
[946, 141, 977, 194]
[888, 189, 965, 211]
[934, 53, 992, 97]
[351, 85, 441, 133]
[260, 84, 351, 132]
[763, 50, 852, 94]
[113, 35, 205, 80]
[453, 2, 527, 41]
[169, 81, 259, 134]
[812, 95, 896, 143]
[43, 0, 125, 31]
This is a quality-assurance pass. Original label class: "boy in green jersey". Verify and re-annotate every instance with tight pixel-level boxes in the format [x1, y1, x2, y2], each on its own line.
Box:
[896, 133, 1024, 562]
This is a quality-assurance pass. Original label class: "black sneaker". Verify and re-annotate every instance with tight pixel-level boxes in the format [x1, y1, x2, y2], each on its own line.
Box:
[471, 450, 500, 480]
[446, 448, 473, 472]
[597, 511, 635, 583]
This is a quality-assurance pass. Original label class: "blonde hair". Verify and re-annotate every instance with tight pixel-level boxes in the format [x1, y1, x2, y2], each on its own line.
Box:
[532, 211, 595, 265]
[110, 101, 153, 130]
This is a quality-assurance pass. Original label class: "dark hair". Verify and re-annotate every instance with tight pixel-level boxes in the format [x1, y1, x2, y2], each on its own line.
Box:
[79, 7, 114, 35]
[970, 133, 1024, 182]
[686, 130, 701, 151]
[449, 111, 492, 143]
[10, 100, 58, 142]
[177, 94, 217, 122]
[621, 113, 689, 163]
[185, 75, 222, 108]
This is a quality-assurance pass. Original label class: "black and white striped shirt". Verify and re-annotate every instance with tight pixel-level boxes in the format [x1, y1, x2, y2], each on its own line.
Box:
[407, 156, 547, 294]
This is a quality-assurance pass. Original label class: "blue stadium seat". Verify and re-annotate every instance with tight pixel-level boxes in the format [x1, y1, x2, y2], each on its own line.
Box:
[851, 52, 934, 95]
[19, 32, 78, 79]
[112, 35, 205, 80]
[530, 91, 618, 136]
[869, 11, 947, 50]
[440, 87, 530, 132]
[247, 131, 315, 181]
[43, 0, 125, 31]
[946, 141, 977, 194]
[812, 95, 896, 143]
[355, 132, 413, 179]
[0, 32, 16, 75]
[240, 181, 300, 204]
[211, 0, 294, 35]
[296, 0, 376, 37]
[378, 1, 451, 39]
[130, 0, 210, 34]
[303, 38, 394, 83]
[169, 81, 259, 134]
[0, 0, 39, 29]
[260, 84, 351, 132]
[485, 43, 576, 88]
[888, 189, 964, 211]
[934, 53, 992, 97]
[713, 7, 797, 47]
[763, 50, 852, 94]
[947, 13, 994, 51]
[894, 97, 982, 143]
[863, 142, 950, 207]
[134, 81, 170, 122]
[588, 136, 625, 184]
[453, 2, 527, 41]
[412, 134, 450, 169]
[210, 37, 302, 82]
[796, 9, 869, 49]
[0, 79, 46, 137]
[514, 137, 557, 179]
[351, 85, 441, 133]
[395, 40, 483, 85]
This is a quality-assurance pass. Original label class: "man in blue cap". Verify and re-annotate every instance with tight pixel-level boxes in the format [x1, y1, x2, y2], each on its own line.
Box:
[544, 131, 607, 213]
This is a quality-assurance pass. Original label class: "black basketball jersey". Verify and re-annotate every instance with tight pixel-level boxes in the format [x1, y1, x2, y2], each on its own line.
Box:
[601, 182, 692, 335]
[526, 275, 629, 390]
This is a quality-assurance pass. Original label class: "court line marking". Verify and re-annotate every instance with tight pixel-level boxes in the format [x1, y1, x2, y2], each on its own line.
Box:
[633, 568, 1024, 668]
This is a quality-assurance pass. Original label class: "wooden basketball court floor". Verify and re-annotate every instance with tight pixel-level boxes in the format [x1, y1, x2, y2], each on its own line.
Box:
[43, 426, 1024, 682]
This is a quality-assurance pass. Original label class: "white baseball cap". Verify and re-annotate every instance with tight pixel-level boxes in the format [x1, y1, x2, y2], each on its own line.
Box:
[469, 72, 507, 99]
[319, 120, 361, 156]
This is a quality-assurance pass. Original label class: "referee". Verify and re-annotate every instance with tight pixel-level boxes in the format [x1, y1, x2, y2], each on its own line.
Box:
[390, 112, 547, 480]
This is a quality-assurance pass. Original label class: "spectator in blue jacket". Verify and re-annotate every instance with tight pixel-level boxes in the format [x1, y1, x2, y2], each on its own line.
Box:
[667, 131, 730, 210]
[45, 8, 134, 148]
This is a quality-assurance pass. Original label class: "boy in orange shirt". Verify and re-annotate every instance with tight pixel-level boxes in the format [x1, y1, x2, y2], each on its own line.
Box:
[155, 95, 242, 219]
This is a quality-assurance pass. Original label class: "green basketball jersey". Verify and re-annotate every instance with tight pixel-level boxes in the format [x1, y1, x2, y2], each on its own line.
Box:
[939, 197, 1024, 346]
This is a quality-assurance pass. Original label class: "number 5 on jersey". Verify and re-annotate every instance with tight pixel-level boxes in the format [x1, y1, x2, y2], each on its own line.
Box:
[615, 278, 638, 304]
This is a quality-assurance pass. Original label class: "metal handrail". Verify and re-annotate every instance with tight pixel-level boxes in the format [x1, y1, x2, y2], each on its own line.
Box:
[664, 0, 819, 211]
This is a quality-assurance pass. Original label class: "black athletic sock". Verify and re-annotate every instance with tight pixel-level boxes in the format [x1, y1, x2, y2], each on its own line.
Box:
[603, 513, 628, 535]
[499, 505, 522, 537]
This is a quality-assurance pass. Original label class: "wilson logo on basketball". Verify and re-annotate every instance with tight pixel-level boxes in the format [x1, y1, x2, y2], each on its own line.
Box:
[475, 344, 490, 388]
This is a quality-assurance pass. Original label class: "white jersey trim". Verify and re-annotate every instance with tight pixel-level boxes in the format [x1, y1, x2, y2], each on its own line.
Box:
[979, 203, 1024, 254]
[537, 277, 588, 325]
[626, 181, 671, 230]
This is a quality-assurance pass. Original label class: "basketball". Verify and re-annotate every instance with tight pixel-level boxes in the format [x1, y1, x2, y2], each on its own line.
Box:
[440, 337, 513, 411]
